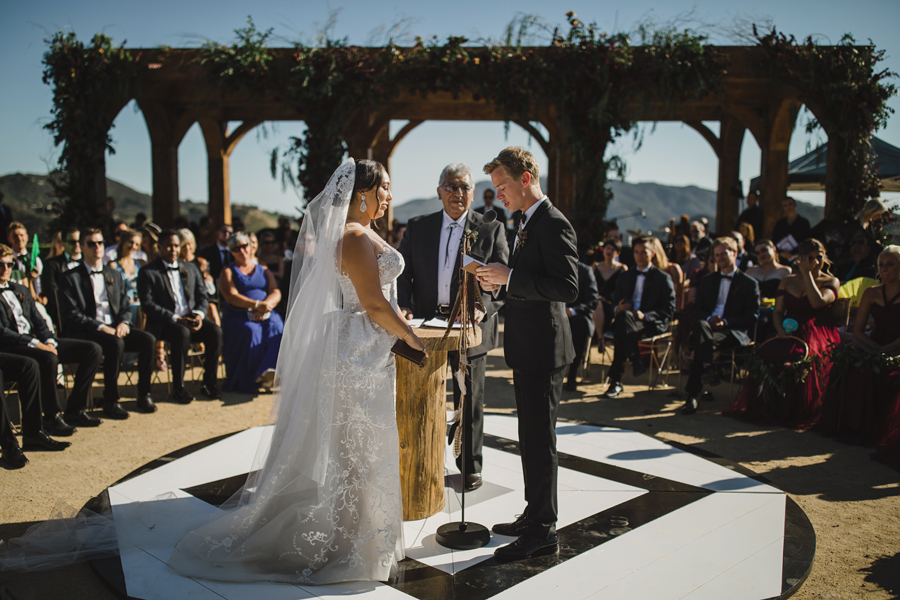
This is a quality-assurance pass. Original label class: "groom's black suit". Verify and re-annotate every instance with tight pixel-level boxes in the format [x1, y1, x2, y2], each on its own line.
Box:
[398, 209, 509, 476]
[607, 266, 675, 383]
[502, 198, 578, 538]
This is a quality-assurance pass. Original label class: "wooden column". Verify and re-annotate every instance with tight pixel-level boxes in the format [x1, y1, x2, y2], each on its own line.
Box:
[140, 100, 194, 228]
[757, 98, 800, 238]
[716, 118, 746, 232]
[199, 119, 260, 228]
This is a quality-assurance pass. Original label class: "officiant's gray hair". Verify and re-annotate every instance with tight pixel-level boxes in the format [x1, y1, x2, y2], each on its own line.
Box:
[439, 162, 473, 186]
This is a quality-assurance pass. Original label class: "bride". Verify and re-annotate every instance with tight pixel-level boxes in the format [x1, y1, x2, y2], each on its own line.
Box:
[167, 158, 427, 584]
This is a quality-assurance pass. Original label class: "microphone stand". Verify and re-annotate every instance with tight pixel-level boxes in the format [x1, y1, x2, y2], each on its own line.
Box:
[436, 219, 490, 551]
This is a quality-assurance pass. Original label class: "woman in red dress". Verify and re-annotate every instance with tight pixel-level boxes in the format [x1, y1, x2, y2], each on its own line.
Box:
[820, 246, 900, 467]
[727, 239, 841, 428]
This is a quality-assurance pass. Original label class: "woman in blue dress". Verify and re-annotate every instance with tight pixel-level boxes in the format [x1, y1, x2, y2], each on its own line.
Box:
[219, 232, 284, 393]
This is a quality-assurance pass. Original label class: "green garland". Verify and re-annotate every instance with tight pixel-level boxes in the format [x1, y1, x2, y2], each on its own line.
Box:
[745, 350, 818, 398]
[829, 341, 900, 376]
[753, 26, 897, 217]
[41, 31, 152, 230]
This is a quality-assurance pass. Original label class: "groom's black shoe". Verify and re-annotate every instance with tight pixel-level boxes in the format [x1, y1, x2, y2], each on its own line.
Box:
[492, 514, 529, 537]
[494, 534, 559, 561]
[601, 381, 624, 398]
[632, 357, 649, 379]
[464, 473, 483, 491]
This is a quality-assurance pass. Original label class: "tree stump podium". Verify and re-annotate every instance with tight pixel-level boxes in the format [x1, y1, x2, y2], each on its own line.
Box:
[396, 326, 481, 521]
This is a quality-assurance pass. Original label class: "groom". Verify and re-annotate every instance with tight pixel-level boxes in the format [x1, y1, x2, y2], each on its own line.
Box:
[477, 147, 578, 560]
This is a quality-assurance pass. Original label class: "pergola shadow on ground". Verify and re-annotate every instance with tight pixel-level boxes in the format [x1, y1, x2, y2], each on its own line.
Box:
[101, 46, 823, 235]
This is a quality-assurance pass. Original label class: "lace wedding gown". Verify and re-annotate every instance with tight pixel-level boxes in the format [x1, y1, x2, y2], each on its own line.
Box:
[168, 244, 406, 584]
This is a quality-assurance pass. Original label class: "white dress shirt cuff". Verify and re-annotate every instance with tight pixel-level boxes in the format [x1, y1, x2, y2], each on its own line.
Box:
[192, 310, 205, 319]
[506, 268, 514, 288]
[27, 337, 39, 348]
[45, 339, 57, 348]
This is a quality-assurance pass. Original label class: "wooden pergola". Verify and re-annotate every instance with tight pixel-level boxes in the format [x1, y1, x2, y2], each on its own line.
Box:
[99, 46, 818, 237]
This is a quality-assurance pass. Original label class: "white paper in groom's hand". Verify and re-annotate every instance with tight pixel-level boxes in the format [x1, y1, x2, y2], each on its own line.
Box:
[462, 255, 485, 274]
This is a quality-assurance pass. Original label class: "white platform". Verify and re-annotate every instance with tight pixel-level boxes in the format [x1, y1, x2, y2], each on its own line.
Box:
[107, 415, 790, 600]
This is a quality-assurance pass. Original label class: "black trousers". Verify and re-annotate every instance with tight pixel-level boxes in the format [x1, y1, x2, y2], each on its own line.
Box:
[0, 353, 43, 447]
[83, 328, 156, 400]
[448, 351, 485, 476]
[15, 339, 101, 417]
[685, 320, 741, 394]
[512, 364, 565, 538]
[157, 319, 222, 388]
[607, 310, 656, 383]
[566, 316, 594, 383]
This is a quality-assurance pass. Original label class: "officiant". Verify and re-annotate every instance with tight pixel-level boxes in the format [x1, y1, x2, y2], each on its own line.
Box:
[398, 162, 509, 491]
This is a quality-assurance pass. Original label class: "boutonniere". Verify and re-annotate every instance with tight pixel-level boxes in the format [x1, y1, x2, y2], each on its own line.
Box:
[179, 268, 188, 283]
[15, 290, 28, 305]
[464, 228, 479, 243]
[516, 230, 528, 253]
[105, 275, 114, 287]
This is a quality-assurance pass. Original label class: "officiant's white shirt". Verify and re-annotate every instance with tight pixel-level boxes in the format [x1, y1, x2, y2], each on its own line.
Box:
[438, 210, 467, 305]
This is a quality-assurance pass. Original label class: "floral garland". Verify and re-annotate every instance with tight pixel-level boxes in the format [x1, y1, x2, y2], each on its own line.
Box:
[829, 341, 900, 376]
[753, 26, 897, 218]
[744, 350, 818, 399]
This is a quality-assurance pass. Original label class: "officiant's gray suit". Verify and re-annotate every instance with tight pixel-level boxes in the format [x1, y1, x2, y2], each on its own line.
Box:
[398, 209, 508, 476]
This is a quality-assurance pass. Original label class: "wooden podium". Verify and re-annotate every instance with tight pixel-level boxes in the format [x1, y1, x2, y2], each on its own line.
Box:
[395, 326, 481, 521]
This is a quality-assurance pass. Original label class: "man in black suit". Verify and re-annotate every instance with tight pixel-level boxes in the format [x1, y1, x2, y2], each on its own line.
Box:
[773, 196, 812, 264]
[737, 190, 763, 236]
[41, 226, 81, 331]
[197, 223, 234, 282]
[138, 230, 222, 403]
[564, 261, 599, 391]
[682, 237, 760, 414]
[1, 353, 71, 468]
[398, 162, 509, 492]
[0, 243, 101, 434]
[602, 237, 676, 399]
[59, 228, 158, 417]
[475, 187, 508, 229]
[477, 147, 578, 560]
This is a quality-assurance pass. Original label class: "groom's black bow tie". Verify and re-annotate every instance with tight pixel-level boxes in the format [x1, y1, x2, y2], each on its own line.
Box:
[90, 269, 103, 276]
[720, 273, 734, 280]
[167, 265, 180, 272]
[636, 271, 649, 277]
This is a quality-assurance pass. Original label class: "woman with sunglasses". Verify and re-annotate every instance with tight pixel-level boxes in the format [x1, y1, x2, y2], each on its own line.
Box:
[217, 232, 284, 393]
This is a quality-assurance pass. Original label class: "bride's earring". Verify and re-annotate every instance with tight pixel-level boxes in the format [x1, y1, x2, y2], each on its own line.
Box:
[359, 194, 367, 213]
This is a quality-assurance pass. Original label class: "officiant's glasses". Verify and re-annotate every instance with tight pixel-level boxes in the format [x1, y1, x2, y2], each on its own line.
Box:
[441, 184, 473, 195]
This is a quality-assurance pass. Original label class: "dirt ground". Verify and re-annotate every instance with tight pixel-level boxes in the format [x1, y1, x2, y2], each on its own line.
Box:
[1, 342, 898, 599]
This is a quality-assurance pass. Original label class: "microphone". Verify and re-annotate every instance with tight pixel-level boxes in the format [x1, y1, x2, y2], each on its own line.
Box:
[482, 210, 497, 224]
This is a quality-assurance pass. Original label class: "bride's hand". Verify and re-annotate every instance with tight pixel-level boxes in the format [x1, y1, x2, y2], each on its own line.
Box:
[406, 332, 429, 358]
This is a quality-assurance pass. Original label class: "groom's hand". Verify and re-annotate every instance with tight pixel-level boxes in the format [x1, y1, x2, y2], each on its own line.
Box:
[476, 263, 510, 288]
[400, 307, 414, 320]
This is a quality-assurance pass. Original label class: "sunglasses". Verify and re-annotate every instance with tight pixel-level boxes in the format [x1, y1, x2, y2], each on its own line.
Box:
[0, 261, 13, 270]
[230, 244, 249, 253]
[84, 240, 105, 248]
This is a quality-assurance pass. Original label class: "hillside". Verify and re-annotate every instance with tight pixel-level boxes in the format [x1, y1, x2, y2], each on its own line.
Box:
[393, 178, 824, 234]
[0, 173, 288, 238]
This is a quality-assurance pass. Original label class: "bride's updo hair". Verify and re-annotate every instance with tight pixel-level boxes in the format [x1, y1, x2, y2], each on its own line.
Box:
[352, 159, 386, 200]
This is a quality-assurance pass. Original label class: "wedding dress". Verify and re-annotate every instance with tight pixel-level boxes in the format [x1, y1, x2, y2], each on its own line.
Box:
[167, 159, 406, 584]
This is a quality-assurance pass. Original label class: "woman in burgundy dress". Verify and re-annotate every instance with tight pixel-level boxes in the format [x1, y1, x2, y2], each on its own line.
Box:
[819, 246, 900, 467]
[727, 239, 841, 429]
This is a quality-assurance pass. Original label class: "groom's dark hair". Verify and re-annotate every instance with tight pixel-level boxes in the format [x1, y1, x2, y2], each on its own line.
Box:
[483, 147, 540, 183]
[353, 159, 386, 197]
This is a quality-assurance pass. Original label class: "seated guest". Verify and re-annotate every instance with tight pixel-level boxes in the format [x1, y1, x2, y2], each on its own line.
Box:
[0, 243, 101, 433]
[601, 237, 676, 398]
[197, 224, 234, 283]
[731, 231, 754, 271]
[41, 226, 81, 330]
[649, 237, 684, 311]
[591, 238, 627, 346]
[727, 239, 840, 429]
[137, 230, 222, 403]
[833, 232, 878, 283]
[747, 239, 792, 341]
[681, 237, 759, 414]
[256, 231, 285, 283]
[109, 228, 144, 323]
[670, 234, 701, 287]
[103, 221, 129, 264]
[178, 228, 220, 327]
[1, 353, 70, 468]
[219, 233, 284, 393]
[737, 222, 756, 257]
[58, 228, 158, 417]
[7, 221, 42, 298]
[564, 261, 599, 391]
[818, 245, 900, 453]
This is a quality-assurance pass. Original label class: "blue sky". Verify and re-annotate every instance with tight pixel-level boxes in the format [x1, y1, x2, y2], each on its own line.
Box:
[1, 0, 898, 219]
